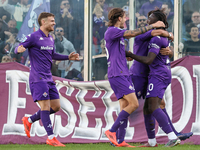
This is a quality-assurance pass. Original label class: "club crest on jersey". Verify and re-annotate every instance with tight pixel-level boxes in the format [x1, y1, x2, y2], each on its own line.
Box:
[43, 92, 48, 97]
[129, 85, 134, 90]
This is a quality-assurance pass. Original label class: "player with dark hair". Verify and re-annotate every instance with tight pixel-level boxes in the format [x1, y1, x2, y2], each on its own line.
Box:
[15, 12, 79, 147]
[104, 7, 165, 147]
[128, 10, 193, 147]
[126, 9, 182, 147]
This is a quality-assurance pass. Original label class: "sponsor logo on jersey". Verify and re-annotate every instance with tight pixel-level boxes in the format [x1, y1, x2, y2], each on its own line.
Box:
[41, 46, 53, 50]
[39, 37, 44, 40]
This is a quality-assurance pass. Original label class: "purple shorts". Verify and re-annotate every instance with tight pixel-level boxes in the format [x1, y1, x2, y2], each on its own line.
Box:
[30, 81, 59, 102]
[130, 75, 148, 99]
[108, 75, 135, 100]
[146, 76, 170, 99]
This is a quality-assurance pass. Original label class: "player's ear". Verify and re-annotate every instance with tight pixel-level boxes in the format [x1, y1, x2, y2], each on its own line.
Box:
[41, 18, 46, 25]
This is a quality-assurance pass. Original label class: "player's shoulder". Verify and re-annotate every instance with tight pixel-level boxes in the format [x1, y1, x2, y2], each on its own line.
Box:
[151, 35, 166, 42]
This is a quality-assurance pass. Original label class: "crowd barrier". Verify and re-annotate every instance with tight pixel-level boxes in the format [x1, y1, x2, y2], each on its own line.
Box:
[0, 55, 199, 144]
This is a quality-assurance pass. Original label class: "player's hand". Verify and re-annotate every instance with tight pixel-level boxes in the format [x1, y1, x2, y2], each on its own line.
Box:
[152, 21, 165, 28]
[17, 45, 26, 53]
[68, 52, 80, 61]
[168, 32, 174, 42]
[126, 57, 133, 61]
[160, 47, 171, 55]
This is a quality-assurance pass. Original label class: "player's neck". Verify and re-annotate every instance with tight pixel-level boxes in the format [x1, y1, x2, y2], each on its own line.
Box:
[114, 21, 121, 28]
[40, 27, 49, 37]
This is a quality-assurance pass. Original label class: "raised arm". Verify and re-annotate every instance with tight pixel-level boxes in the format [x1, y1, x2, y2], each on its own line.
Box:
[125, 51, 156, 65]
[123, 21, 165, 38]
[151, 30, 174, 41]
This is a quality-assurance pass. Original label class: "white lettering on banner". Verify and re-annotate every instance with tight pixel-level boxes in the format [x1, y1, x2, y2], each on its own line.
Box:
[95, 81, 135, 140]
[2, 66, 200, 139]
[191, 65, 200, 135]
[2, 70, 30, 135]
[157, 66, 193, 136]
[53, 80, 77, 137]
[71, 81, 103, 140]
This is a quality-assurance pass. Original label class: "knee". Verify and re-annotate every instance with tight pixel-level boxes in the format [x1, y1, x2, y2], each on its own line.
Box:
[52, 105, 61, 112]
[130, 101, 139, 110]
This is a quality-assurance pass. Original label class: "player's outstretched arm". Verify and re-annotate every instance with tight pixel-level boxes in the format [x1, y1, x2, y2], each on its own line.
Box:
[123, 21, 165, 38]
[125, 51, 156, 65]
[68, 52, 80, 61]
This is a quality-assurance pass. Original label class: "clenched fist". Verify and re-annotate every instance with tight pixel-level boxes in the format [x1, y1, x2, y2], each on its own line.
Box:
[17, 45, 26, 53]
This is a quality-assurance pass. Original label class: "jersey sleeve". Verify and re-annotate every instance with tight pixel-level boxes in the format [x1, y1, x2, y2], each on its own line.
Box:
[14, 34, 34, 54]
[148, 36, 162, 55]
[138, 30, 153, 41]
[109, 28, 126, 40]
[19, 34, 35, 49]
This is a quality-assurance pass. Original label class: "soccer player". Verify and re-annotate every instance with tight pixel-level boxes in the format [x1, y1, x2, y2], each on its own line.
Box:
[14, 12, 79, 147]
[104, 7, 165, 147]
[129, 12, 193, 147]
[126, 9, 183, 147]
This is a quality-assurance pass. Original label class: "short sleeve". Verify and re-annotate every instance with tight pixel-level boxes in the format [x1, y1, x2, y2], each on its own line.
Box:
[108, 27, 126, 40]
[148, 36, 162, 55]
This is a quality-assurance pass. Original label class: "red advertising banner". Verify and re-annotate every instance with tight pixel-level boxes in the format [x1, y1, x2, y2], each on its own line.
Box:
[0, 56, 199, 145]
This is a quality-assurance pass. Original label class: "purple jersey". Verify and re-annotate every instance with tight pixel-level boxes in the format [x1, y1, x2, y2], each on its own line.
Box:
[148, 36, 171, 81]
[15, 29, 68, 83]
[129, 30, 153, 77]
[104, 26, 128, 78]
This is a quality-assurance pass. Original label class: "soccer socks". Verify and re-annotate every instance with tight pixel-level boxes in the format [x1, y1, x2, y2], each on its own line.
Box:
[41, 110, 54, 136]
[144, 114, 156, 139]
[162, 108, 179, 135]
[110, 110, 130, 132]
[152, 108, 174, 137]
[118, 117, 128, 144]
[30, 108, 56, 123]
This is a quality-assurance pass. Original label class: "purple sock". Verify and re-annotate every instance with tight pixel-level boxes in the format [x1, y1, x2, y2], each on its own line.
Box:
[30, 108, 55, 122]
[40, 110, 54, 136]
[144, 114, 156, 139]
[110, 110, 129, 132]
[162, 108, 178, 135]
[152, 108, 173, 134]
[118, 117, 128, 144]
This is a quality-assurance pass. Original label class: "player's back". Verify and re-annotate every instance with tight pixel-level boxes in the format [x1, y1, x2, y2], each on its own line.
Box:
[129, 30, 153, 77]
